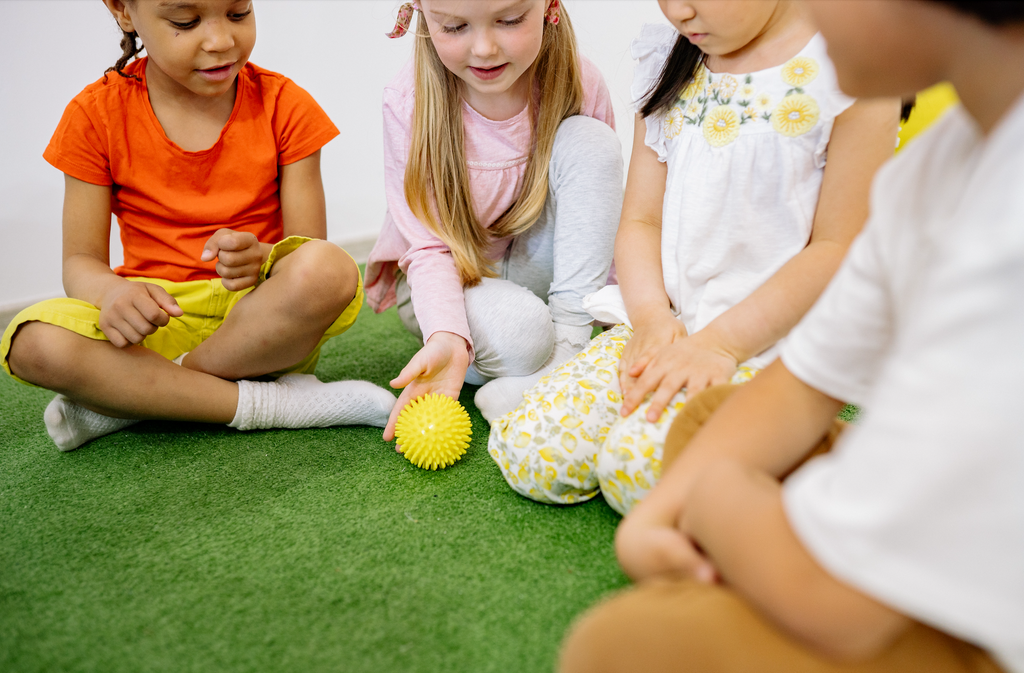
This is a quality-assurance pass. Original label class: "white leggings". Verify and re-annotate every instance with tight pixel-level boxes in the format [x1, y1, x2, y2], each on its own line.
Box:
[396, 115, 623, 384]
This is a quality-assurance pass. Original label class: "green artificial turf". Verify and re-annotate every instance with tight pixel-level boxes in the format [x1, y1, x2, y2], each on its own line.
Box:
[0, 303, 628, 673]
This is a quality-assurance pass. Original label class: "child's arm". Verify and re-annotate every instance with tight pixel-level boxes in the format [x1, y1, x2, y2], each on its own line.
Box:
[617, 360, 910, 660]
[199, 151, 329, 291]
[62, 175, 183, 347]
[622, 99, 901, 421]
[682, 450, 911, 661]
[616, 361, 840, 581]
[616, 114, 688, 390]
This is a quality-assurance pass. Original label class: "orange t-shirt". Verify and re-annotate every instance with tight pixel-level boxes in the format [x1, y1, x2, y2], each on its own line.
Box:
[44, 58, 340, 282]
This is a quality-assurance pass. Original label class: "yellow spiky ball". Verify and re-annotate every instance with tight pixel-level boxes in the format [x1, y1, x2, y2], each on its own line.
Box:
[394, 394, 472, 470]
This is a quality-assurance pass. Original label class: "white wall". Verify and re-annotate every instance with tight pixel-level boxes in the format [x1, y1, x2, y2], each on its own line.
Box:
[0, 0, 666, 311]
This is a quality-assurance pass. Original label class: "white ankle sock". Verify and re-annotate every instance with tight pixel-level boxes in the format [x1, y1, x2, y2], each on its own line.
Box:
[474, 323, 594, 422]
[228, 374, 397, 431]
[172, 352, 188, 366]
[44, 395, 139, 452]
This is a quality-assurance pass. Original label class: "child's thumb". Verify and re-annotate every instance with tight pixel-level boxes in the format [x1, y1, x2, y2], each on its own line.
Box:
[201, 238, 220, 262]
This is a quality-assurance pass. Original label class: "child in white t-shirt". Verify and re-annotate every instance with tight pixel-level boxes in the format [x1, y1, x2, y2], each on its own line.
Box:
[561, 2, 1024, 672]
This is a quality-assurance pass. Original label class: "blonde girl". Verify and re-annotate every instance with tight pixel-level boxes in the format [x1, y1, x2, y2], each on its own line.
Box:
[1, 0, 396, 451]
[366, 0, 623, 441]
[488, 0, 900, 514]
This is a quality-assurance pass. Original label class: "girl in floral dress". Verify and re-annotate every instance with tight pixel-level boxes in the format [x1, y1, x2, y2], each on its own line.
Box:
[487, 0, 900, 514]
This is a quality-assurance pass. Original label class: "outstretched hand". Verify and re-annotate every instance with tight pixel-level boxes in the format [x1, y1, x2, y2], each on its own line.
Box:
[383, 331, 472, 446]
[201, 229, 264, 291]
[98, 280, 184, 348]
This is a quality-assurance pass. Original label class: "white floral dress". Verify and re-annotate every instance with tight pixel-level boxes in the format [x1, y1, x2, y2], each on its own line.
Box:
[488, 25, 854, 515]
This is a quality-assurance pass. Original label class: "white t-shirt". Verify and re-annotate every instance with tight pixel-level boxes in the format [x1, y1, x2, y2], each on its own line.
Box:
[782, 97, 1024, 673]
[585, 24, 853, 369]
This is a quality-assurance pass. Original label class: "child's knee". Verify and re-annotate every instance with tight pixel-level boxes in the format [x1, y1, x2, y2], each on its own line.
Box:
[488, 404, 600, 505]
[597, 401, 681, 515]
[465, 278, 553, 378]
[552, 116, 623, 178]
[284, 241, 360, 317]
[7, 322, 84, 386]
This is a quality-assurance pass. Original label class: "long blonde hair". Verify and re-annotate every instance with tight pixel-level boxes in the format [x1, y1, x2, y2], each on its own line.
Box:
[404, 3, 584, 286]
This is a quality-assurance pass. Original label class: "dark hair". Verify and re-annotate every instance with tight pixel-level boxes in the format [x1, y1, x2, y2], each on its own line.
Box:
[105, 28, 144, 81]
[639, 35, 705, 119]
[933, 0, 1024, 24]
[901, 97, 916, 122]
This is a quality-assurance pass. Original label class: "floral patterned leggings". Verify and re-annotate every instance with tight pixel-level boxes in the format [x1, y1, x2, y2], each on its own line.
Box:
[487, 325, 756, 515]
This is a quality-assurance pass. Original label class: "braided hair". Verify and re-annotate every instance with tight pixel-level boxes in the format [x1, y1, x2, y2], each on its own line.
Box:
[104, 26, 144, 81]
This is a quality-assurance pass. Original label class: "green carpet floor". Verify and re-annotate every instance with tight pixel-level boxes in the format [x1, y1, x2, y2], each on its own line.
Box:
[0, 303, 627, 673]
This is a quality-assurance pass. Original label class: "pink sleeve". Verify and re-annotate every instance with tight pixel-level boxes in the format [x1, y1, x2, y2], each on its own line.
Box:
[580, 57, 616, 130]
[382, 86, 475, 358]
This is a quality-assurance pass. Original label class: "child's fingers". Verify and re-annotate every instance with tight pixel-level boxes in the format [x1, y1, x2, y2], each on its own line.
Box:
[101, 324, 131, 348]
[216, 247, 262, 270]
[645, 374, 686, 423]
[214, 231, 258, 253]
[383, 387, 418, 442]
[390, 355, 427, 391]
[124, 307, 162, 340]
[145, 284, 183, 319]
[220, 275, 258, 292]
[105, 316, 147, 347]
[627, 354, 652, 379]
[620, 378, 650, 416]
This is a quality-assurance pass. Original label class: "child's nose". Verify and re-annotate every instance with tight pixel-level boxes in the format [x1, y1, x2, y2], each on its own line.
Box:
[471, 29, 499, 59]
[665, 0, 697, 22]
[202, 19, 237, 53]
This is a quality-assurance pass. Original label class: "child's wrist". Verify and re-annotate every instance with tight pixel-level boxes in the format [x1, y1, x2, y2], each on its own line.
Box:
[630, 304, 676, 331]
[691, 323, 743, 364]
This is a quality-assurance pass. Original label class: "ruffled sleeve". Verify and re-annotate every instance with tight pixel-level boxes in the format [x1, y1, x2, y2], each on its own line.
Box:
[630, 23, 679, 163]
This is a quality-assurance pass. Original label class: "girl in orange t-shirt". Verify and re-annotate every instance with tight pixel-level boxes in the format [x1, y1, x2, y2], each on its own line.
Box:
[0, 0, 396, 451]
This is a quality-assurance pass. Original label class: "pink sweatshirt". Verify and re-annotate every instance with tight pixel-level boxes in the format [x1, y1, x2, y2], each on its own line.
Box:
[365, 57, 615, 358]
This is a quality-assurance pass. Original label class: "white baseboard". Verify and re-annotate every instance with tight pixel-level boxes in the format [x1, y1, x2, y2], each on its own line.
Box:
[0, 235, 378, 332]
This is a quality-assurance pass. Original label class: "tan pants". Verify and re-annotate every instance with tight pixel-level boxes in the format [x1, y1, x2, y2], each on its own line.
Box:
[560, 385, 1004, 673]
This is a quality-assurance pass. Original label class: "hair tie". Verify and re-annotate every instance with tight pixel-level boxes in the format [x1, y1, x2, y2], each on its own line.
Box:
[545, 0, 560, 25]
[387, 2, 419, 38]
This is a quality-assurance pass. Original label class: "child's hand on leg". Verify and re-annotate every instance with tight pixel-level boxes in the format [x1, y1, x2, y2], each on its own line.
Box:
[201, 229, 265, 291]
[98, 279, 183, 347]
[384, 331, 471, 445]
[619, 310, 686, 402]
[622, 331, 737, 421]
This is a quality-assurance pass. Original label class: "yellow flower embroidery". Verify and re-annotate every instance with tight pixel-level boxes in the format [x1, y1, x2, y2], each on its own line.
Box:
[781, 56, 819, 87]
[739, 83, 756, 99]
[742, 105, 757, 119]
[772, 94, 820, 137]
[680, 67, 705, 100]
[664, 106, 685, 139]
[702, 105, 740, 147]
[685, 100, 701, 117]
[718, 75, 738, 99]
[753, 92, 773, 113]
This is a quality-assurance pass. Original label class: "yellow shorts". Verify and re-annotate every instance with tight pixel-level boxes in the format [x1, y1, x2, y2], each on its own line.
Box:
[1, 236, 362, 387]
